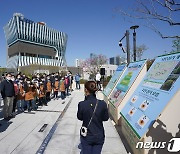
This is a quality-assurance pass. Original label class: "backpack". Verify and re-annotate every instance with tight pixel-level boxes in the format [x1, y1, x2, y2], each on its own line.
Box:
[65, 78, 69, 85]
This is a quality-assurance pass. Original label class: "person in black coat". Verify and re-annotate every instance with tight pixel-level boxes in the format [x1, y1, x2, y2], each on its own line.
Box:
[0, 73, 15, 120]
[77, 81, 109, 154]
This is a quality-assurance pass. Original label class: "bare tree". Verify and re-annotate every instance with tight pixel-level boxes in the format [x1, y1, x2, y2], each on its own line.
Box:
[136, 44, 148, 60]
[117, 0, 180, 39]
[131, 44, 148, 61]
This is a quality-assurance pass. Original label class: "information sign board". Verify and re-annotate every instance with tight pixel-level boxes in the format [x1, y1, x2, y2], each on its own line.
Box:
[103, 64, 126, 97]
[121, 52, 180, 139]
[109, 60, 146, 107]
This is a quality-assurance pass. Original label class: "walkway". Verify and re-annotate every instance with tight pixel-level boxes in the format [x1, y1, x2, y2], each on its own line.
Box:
[0, 88, 127, 154]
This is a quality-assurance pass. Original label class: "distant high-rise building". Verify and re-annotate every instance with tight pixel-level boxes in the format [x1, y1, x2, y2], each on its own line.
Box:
[109, 57, 115, 65]
[75, 59, 84, 67]
[75, 59, 80, 67]
[109, 56, 126, 65]
[90, 53, 96, 59]
[4, 13, 68, 68]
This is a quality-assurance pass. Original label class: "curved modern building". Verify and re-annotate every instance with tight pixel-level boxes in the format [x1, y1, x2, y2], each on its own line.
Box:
[4, 13, 68, 69]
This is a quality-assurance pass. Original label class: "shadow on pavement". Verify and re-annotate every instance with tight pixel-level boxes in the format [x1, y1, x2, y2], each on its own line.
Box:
[0, 105, 13, 132]
[146, 119, 180, 154]
[0, 120, 13, 132]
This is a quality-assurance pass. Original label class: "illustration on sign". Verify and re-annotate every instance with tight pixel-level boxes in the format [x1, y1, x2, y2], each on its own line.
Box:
[121, 52, 180, 139]
[109, 60, 146, 107]
[103, 65, 126, 97]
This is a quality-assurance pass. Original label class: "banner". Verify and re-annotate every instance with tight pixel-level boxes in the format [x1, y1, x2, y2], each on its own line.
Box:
[121, 52, 180, 139]
[103, 64, 126, 97]
[109, 60, 146, 107]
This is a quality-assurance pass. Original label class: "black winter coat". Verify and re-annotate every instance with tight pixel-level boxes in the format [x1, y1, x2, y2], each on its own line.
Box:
[0, 79, 15, 99]
[77, 94, 109, 145]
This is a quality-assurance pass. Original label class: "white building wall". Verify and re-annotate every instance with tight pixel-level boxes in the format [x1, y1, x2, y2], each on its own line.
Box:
[101, 64, 118, 77]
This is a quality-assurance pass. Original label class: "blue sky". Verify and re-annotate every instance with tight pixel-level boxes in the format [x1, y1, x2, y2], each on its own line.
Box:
[0, 0, 179, 67]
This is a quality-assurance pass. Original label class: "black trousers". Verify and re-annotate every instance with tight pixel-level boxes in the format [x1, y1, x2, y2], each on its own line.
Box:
[46, 92, 51, 102]
[39, 97, 46, 105]
[54, 91, 58, 98]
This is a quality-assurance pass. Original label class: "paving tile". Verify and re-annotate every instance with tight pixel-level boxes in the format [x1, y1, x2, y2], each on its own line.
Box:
[71, 135, 81, 151]
[57, 117, 77, 126]
[102, 137, 127, 154]
[46, 134, 75, 150]
[104, 126, 120, 138]
[55, 124, 76, 135]
[0, 90, 127, 154]
[44, 148, 71, 154]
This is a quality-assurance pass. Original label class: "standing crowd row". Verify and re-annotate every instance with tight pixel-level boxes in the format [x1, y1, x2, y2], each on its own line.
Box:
[0, 72, 81, 120]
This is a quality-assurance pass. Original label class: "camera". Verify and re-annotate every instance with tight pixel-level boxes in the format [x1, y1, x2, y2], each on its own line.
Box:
[80, 126, 88, 137]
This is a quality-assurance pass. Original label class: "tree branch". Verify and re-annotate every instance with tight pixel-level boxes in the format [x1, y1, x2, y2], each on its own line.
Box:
[156, 0, 180, 11]
[116, 0, 180, 39]
[166, 0, 180, 6]
[144, 19, 180, 38]
[137, 0, 180, 25]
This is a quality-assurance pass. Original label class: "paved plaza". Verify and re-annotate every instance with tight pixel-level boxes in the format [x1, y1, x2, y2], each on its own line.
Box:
[0, 87, 127, 154]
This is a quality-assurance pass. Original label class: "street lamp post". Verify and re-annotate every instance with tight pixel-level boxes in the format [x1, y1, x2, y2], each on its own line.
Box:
[130, 25, 139, 62]
[126, 30, 130, 65]
[119, 30, 130, 65]
[78, 66, 80, 75]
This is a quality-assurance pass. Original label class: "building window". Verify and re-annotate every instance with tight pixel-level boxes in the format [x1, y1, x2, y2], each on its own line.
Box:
[38, 55, 52, 59]
[110, 70, 112, 75]
[20, 52, 24, 56]
[26, 53, 36, 57]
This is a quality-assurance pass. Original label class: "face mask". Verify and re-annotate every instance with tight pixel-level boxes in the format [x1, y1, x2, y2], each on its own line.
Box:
[6, 77, 11, 80]
[27, 81, 30, 84]
[11, 78, 15, 82]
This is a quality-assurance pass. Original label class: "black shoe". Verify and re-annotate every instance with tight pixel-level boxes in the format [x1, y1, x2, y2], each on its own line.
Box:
[9, 115, 15, 119]
[4, 117, 10, 121]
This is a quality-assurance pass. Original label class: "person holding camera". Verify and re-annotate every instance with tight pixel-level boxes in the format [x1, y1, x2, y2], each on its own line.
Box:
[77, 81, 109, 154]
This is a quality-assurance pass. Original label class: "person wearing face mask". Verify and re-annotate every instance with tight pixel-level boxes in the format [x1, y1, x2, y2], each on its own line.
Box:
[64, 75, 70, 96]
[0, 73, 15, 120]
[38, 82, 47, 106]
[53, 78, 59, 100]
[32, 80, 39, 107]
[77, 81, 109, 154]
[17, 79, 25, 113]
[59, 77, 65, 103]
[46, 77, 52, 102]
[24, 80, 37, 112]
[11, 75, 19, 117]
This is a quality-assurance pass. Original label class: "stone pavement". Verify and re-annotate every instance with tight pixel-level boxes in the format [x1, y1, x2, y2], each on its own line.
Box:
[0, 88, 127, 154]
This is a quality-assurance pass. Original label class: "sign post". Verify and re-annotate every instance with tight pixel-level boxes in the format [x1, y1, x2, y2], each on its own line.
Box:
[108, 60, 147, 124]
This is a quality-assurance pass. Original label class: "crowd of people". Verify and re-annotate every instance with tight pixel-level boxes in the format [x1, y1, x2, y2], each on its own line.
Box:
[0, 72, 81, 121]
[0, 71, 107, 154]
